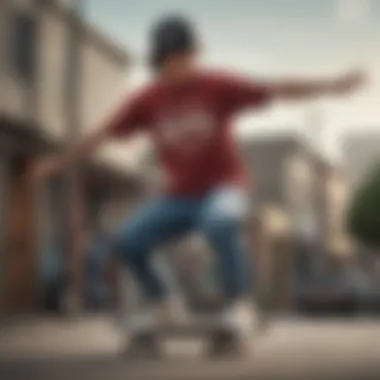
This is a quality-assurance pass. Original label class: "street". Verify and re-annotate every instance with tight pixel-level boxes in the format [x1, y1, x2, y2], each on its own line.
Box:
[0, 316, 380, 380]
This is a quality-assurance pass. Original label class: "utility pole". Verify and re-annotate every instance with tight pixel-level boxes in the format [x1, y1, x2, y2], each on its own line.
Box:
[61, 0, 86, 314]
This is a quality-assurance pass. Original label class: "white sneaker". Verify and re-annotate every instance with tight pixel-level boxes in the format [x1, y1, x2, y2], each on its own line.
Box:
[210, 300, 258, 356]
[220, 300, 258, 336]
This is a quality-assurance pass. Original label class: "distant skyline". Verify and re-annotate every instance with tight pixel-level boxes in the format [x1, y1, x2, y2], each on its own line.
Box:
[86, 0, 380, 160]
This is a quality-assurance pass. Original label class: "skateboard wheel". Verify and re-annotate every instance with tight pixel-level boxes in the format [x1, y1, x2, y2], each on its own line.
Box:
[122, 331, 162, 359]
[207, 329, 249, 358]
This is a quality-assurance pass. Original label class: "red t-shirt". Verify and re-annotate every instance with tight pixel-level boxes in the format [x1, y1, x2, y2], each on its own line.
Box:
[107, 71, 272, 196]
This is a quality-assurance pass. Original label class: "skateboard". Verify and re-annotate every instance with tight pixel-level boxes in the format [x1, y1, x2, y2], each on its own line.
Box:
[122, 317, 254, 360]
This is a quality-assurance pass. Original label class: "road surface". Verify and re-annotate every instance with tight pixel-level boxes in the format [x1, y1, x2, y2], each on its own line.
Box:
[0, 316, 379, 380]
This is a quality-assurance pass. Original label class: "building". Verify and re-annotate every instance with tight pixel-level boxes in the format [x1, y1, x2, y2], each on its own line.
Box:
[240, 133, 351, 310]
[241, 132, 350, 253]
[0, 0, 144, 316]
[241, 133, 322, 241]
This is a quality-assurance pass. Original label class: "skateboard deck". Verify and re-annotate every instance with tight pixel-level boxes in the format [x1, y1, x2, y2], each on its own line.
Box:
[123, 316, 254, 359]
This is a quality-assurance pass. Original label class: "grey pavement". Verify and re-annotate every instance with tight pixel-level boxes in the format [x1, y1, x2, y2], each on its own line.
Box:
[0, 315, 380, 380]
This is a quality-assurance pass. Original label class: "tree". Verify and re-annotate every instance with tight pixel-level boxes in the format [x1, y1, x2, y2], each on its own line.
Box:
[347, 162, 380, 248]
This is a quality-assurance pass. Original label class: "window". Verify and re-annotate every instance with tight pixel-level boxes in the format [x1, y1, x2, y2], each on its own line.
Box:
[10, 13, 36, 81]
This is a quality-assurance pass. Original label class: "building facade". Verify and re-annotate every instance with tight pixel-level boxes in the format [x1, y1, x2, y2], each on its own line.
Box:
[241, 133, 349, 254]
[240, 133, 351, 310]
[0, 0, 143, 316]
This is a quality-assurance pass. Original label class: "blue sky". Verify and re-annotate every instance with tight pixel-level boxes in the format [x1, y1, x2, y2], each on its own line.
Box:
[86, 0, 380, 159]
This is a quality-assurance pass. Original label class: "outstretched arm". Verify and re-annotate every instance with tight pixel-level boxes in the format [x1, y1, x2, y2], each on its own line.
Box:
[216, 69, 366, 115]
[32, 91, 148, 182]
[34, 125, 109, 180]
[269, 70, 366, 101]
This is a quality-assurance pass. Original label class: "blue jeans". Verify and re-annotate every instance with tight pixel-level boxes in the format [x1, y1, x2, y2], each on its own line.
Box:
[116, 185, 252, 301]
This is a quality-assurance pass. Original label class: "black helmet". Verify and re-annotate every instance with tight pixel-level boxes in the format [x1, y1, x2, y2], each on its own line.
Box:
[149, 14, 197, 69]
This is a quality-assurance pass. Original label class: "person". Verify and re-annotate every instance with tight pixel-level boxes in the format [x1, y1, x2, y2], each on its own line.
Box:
[31, 14, 365, 342]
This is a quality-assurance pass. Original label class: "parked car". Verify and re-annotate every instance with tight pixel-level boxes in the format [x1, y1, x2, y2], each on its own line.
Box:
[293, 269, 375, 316]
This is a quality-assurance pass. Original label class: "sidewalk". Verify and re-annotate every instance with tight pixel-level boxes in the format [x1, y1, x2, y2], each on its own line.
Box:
[0, 315, 122, 360]
[1, 315, 380, 379]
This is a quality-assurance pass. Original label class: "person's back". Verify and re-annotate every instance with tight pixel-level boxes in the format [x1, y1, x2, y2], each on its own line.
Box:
[110, 69, 269, 196]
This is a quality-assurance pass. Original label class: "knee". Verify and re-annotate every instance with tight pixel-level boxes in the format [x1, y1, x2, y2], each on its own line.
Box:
[201, 213, 238, 243]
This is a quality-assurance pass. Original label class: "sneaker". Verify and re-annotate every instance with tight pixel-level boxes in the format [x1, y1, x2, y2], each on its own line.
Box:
[207, 300, 257, 357]
[220, 300, 258, 336]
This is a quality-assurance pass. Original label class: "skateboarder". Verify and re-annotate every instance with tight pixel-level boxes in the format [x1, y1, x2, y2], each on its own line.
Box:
[32, 14, 365, 348]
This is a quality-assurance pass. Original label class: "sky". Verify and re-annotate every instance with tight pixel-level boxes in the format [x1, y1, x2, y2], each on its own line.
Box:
[85, 0, 380, 161]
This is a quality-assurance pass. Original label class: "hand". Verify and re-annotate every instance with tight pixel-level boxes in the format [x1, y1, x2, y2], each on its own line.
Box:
[332, 70, 367, 96]
[29, 156, 62, 184]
